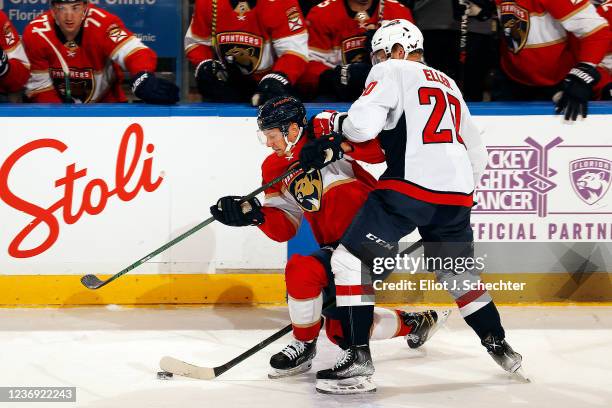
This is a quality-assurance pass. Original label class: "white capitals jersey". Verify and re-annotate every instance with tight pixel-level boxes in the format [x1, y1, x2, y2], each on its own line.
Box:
[342, 59, 487, 207]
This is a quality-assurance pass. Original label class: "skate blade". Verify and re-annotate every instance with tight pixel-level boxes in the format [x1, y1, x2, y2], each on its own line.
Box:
[511, 367, 531, 383]
[268, 361, 312, 379]
[315, 376, 376, 395]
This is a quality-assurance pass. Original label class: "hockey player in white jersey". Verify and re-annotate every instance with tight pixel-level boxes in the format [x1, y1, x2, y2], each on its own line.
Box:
[299, 19, 524, 394]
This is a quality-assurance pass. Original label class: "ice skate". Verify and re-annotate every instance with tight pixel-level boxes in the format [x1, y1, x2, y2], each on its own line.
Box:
[402, 309, 451, 348]
[268, 338, 316, 379]
[315, 345, 376, 394]
[481, 334, 530, 382]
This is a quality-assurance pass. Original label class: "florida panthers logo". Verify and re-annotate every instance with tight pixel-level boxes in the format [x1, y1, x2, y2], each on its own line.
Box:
[499, 2, 530, 54]
[217, 32, 263, 75]
[289, 169, 323, 212]
[570, 158, 611, 205]
[49, 67, 94, 103]
[342, 36, 368, 64]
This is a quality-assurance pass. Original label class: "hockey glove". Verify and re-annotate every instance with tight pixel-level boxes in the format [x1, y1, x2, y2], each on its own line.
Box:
[320, 63, 372, 101]
[210, 196, 265, 227]
[0, 48, 9, 78]
[307, 110, 347, 139]
[452, 0, 496, 21]
[132, 71, 180, 105]
[554, 63, 601, 121]
[251, 72, 291, 106]
[195, 59, 230, 99]
[299, 131, 344, 172]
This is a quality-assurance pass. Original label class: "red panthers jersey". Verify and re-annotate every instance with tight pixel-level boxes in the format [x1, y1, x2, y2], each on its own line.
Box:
[299, 0, 413, 95]
[595, 0, 612, 91]
[0, 11, 30, 94]
[258, 136, 385, 246]
[495, 0, 610, 86]
[185, 0, 308, 84]
[23, 5, 157, 103]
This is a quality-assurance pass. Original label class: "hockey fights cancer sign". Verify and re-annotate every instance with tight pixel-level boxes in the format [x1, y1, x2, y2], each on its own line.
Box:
[472, 116, 612, 242]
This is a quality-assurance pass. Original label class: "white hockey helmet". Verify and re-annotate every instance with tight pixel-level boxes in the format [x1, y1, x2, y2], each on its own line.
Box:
[370, 19, 424, 65]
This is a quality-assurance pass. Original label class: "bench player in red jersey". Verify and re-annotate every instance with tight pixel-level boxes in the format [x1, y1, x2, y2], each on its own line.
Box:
[22, 0, 178, 104]
[210, 96, 450, 380]
[299, 0, 413, 101]
[0, 10, 30, 100]
[494, 0, 611, 120]
[185, 0, 308, 106]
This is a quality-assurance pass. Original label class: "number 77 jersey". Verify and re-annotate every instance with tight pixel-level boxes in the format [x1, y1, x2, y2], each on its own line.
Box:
[343, 59, 488, 207]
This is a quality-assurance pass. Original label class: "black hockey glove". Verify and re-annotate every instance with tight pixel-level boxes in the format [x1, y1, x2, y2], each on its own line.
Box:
[320, 63, 372, 101]
[195, 59, 229, 97]
[210, 196, 265, 227]
[0, 48, 9, 78]
[251, 72, 291, 106]
[131, 71, 180, 105]
[554, 63, 601, 122]
[452, 0, 496, 21]
[299, 131, 344, 173]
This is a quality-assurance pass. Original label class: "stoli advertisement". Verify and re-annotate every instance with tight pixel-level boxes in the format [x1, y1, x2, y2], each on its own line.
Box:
[0, 109, 610, 280]
[0, 114, 285, 276]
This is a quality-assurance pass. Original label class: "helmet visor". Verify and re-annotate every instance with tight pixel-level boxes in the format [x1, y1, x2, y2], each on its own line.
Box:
[256, 127, 284, 145]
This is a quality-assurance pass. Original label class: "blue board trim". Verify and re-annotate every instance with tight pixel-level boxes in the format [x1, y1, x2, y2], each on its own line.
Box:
[1, 101, 611, 117]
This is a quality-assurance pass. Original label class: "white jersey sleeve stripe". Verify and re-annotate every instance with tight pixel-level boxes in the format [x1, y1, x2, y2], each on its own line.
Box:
[272, 31, 308, 61]
[560, 4, 609, 38]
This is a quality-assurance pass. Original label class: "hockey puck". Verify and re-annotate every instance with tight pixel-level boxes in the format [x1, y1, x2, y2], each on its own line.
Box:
[157, 371, 173, 380]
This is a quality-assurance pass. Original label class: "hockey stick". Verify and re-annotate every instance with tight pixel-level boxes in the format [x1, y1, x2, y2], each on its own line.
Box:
[211, 0, 220, 59]
[159, 239, 425, 380]
[80, 166, 300, 290]
[457, 0, 469, 92]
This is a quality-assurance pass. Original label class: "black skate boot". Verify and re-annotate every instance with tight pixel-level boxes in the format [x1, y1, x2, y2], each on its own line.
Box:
[268, 338, 316, 379]
[402, 309, 451, 349]
[481, 334, 524, 374]
[315, 345, 376, 394]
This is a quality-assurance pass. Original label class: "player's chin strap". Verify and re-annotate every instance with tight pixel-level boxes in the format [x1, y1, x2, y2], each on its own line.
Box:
[284, 126, 304, 160]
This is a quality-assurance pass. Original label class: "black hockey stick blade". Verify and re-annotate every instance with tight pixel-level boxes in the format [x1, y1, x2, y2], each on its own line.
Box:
[80, 274, 105, 289]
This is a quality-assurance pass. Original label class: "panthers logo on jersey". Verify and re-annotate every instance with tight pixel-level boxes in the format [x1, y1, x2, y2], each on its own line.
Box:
[288, 168, 323, 212]
[499, 2, 530, 54]
[217, 31, 263, 75]
[49, 67, 95, 103]
[341, 36, 368, 64]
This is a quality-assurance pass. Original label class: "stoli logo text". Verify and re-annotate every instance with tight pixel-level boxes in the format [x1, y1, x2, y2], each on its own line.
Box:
[0, 123, 163, 259]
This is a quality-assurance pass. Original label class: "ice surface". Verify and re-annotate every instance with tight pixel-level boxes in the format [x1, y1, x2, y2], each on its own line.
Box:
[1, 306, 611, 408]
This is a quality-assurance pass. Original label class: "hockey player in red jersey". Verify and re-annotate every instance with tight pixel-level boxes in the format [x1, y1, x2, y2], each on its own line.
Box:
[185, 0, 308, 106]
[0, 11, 30, 100]
[299, 0, 413, 101]
[210, 96, 450, 380]
[493, 0, 611, 121]
[22, 0, 179, 104]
